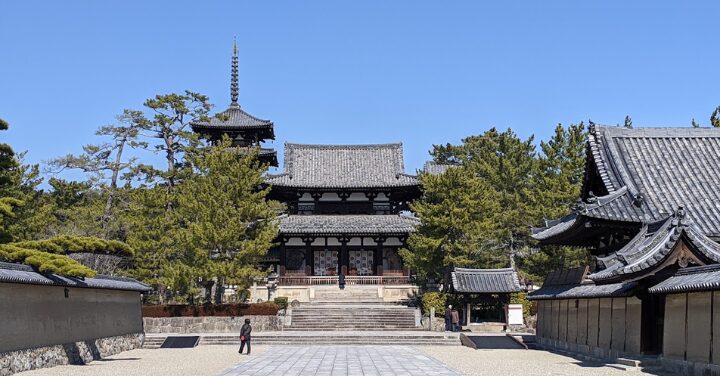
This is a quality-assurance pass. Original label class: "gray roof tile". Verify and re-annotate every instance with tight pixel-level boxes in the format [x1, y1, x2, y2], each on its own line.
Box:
[649, 264, 720, 294]
[423, 161, 453, 175]
[534, 126, 720, 239]
[267, 143, 419, 189]
[278, 214, 419, 235]
[0, 262, 151, 292]
[589, 214, 720, 282]
[191, 105, 273, 130]
[451, 267, 522, 293]
[528, 281, 638, 300]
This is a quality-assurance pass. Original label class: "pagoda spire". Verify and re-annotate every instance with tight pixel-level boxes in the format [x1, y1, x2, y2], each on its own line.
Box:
[230, 38, 239, 107]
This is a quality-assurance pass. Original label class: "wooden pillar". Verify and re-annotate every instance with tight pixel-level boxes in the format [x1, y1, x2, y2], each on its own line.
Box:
[467, 303, 472, 325]
[374, 236, 385, 276]
[340, 236, 349, 275]
[279, 241, 287, 276]
[304, 237, 313, 276]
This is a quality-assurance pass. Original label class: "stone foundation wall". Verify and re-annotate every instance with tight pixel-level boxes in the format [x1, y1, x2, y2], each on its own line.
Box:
[143, 315, 283, 333]
[0, 333, 143, 376]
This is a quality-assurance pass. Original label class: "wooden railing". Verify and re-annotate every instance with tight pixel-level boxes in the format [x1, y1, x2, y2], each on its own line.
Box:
[278, 275, 410, 286]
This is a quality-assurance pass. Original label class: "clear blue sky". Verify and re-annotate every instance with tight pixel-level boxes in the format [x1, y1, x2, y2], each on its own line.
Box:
[1, 1, 719, 177]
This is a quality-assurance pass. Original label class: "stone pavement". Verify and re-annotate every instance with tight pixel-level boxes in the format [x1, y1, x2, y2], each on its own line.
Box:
[218, 345, 462, 376]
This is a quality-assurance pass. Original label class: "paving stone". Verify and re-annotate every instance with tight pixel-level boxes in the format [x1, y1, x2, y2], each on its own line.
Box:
[217, 346, 462, 376]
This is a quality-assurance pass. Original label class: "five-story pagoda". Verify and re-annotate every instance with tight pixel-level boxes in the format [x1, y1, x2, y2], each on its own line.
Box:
[191, 42, 277, 167]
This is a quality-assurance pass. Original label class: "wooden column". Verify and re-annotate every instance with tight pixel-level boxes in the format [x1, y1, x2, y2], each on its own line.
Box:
[303, 237, 313, 276]
[339, 236, 350, 275]
[279, 240, 287, 276]
[374, 236, 385, 276]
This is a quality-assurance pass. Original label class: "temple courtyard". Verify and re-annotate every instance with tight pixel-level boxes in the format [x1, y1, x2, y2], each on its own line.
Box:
[17, 345, 670, 376]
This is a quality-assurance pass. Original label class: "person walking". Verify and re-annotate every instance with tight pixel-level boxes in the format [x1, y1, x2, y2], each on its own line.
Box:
[238, 319, 252, 355]
[444, 305, 453, 332]
[451, 308, 460, 332]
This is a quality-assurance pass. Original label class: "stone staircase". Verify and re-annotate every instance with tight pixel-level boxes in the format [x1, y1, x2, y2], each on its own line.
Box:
[145, 331, 460, 347]
[142, 336, 167, 349]
[287, 303, 418, 331]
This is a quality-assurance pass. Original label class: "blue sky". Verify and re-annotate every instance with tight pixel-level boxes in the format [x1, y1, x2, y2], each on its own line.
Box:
[1, 1, 719, 177]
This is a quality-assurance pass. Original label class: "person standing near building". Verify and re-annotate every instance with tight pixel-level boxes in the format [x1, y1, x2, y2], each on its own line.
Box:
[444, 305, 453, 332]
[239, 319, 252, 355]
[451, 308, 460, 332]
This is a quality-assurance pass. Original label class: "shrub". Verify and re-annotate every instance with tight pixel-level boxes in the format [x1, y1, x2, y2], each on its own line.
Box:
[273, 297, 288, 311]
[510, 292, 531, 318]
[421, 292, 449, 317]
[142, 303, 279, 317]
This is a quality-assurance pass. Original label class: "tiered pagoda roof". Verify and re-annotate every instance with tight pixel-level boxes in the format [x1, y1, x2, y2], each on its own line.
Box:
[191, 41, 277, 166]
[533, 126, 720, 244]
[278, 214, 420, 236]
[267, 143, 419, 189]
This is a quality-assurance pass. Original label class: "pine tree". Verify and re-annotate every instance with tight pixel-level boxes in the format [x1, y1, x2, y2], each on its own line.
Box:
[400, 166, 502, 285]
[171, 137, 280, 303]
[0, 118, 22, 242]
[49, 110, 142, 238]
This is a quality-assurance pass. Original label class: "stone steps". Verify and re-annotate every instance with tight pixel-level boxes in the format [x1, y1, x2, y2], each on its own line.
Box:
[145, 332, 460, 346]
[142, 336, 167, 349]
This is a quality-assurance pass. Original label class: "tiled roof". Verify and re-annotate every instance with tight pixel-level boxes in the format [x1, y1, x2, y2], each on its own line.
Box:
[0, 262, 152, 292]
[267, 143, 420, 189]
[278, 214, 420, 235]
[649, 264, 720, 294]
[191, 105, 274, 130]
[451, 267, 522, 293]
[423, 161, 453, 176]
[533, 125, 720, 240]
[528, 281, 638, 300]
[589, 214, 720, 282]
[542, 266, 589, 286]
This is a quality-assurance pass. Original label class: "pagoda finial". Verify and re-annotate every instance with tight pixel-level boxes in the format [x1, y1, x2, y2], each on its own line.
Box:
[230, 37, 239, 107]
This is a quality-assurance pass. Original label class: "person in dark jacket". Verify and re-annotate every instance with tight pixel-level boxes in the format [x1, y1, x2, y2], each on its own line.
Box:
[239, 319, 252, 355]
[444, 305, 453, 332]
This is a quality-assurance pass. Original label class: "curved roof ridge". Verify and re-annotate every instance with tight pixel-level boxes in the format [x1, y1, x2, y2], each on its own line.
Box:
[284, 142, 403, 149]
[453, 267, 516, 273]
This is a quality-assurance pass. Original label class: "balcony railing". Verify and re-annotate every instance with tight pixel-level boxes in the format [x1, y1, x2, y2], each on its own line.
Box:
[278, 275, 410, 286]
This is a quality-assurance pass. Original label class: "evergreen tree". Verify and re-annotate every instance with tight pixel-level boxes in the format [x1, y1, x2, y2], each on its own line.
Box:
[0, 118, 22, 242]
[172, 137, 280, 303]
[132, 91, 211, 194]
[49, 110, 142, 238]
[400, 166, 501, 285]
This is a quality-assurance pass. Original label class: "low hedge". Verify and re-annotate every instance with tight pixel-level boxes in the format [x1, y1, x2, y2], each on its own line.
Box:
[142, 303, 279, 317]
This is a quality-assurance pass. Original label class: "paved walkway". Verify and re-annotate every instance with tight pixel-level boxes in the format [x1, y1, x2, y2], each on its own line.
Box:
[218, 346, 462, 376]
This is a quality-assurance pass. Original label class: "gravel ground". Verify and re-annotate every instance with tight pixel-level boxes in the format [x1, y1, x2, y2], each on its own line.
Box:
[416, 346, 661, 376]
[17, 346, 268, 376]
[17, 345, 669, 376]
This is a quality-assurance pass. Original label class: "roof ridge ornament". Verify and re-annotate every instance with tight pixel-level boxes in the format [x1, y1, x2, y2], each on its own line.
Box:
[230, 37, 239, 108]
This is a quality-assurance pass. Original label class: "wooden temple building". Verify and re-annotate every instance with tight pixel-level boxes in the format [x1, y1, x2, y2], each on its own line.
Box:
[193, 45, 439, 303]
[529, 125, 720, 373]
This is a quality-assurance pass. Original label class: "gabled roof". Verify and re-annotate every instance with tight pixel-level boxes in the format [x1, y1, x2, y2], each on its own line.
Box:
[267, 143, 420, 189]
[451, 267, 522, 293]
[585, 125, 720, 236]
[649, 264, 720, 294]
[589, 214, 720, 282]
[533, 126, 720, 240]
[0, 262, 151, 292]
[278, 214, 419, 236]
[191, 105, 274, 131]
